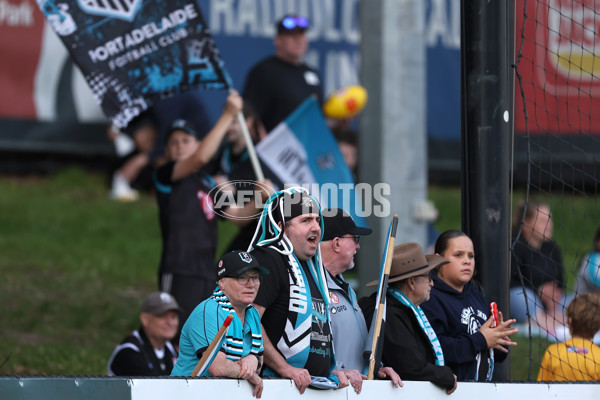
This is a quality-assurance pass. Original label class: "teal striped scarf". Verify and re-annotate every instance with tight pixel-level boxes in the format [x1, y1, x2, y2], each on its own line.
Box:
[388, 287, 445, 366]
[211, 288, 262, 360]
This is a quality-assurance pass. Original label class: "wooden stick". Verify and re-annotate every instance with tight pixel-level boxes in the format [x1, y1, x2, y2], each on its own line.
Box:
[367, 215, 398, 379]
[191, 314, 234, 377]
[228, 88, 264, 181]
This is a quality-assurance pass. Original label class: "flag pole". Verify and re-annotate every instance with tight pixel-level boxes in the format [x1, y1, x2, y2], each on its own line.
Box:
[367, 215, 398, 379]
[228, 89, 264, 181]
[191, 314, 234, 377]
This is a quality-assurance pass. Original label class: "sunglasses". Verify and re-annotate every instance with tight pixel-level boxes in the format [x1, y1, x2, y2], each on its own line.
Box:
[281, 16, 310, 30]
[339, 235, 360, 244]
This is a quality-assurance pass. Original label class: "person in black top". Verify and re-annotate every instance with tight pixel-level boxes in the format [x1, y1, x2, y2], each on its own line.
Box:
[153, 91, 272, 342]
[421, 230, 518, 381]
[510, 200, 569, 336]
[360, 242, 458, 395]
[249, 188, 349, 394]
[107, 292, 180, 376]
[243, 14, 323, 132]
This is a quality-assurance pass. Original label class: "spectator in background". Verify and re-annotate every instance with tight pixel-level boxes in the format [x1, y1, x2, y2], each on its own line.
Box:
[331, 127, 358, 176]
[510, 200, 569, 337]
[153, 91, 271, 342]
[359, 242, 458, 395]
[107, 110, 158, 201]
[575, 226, 600, 295]
[421, 230, 518, 381]
[171, 251, 267, 398]
[207, 101, 268, 180]
[320, 208, 403, 393]
[243, 14, 323, 132]
[537, 293, 600, 381]
[107, 292, 180, 376]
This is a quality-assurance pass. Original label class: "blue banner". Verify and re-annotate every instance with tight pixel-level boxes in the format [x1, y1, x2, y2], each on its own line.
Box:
[256, 98, 367, 227]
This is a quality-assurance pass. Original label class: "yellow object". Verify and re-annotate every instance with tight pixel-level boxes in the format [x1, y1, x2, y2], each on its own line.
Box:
[537, 337, 600, 381]
[323, 85, 368, 119]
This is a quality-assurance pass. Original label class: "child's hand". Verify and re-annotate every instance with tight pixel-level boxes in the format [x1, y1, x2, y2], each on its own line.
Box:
[225, 90, 243, 116]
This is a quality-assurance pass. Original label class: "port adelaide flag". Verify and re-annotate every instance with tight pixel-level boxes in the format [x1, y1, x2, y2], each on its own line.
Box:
[36, 0, 233, 127]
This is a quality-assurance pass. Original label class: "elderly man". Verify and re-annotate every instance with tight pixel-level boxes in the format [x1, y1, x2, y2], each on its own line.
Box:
[243, 14, 322, 132]
[107, 292, 180, 376]
[171, 250, 268, 398]
[320, 208, 403, 394]
[249, 188, 348, 394]
[360, 242, 458, 395]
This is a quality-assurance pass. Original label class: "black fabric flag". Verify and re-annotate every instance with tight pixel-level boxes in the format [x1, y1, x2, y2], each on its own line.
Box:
[36, 0, 233, 127]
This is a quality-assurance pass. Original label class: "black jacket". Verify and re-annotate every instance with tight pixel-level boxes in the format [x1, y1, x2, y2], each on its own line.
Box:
[360, 293, 455, 390]
[107, 327, 177, 376]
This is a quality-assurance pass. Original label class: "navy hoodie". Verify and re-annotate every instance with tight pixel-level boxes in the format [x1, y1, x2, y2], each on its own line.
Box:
[420, 276, 507, 381]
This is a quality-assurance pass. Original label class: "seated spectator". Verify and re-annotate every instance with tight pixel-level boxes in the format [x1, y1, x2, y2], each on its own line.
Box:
[171, 250, 267, 398]
[575, 226, 600, 295]
[108, 111, 158, 201]
[320, 208, 403, 393]
[107, 292, 180, 376]
[360, 242, 457, 395]
[421, 230, 518, 381]
[537, 293, 600, 381]
[510, 200, 569, 336]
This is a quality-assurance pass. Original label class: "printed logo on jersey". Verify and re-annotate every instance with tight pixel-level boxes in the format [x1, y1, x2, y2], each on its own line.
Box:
[567, 346, 589, 355]
[197, 190, 215, 221]
[78, 0, 142, 22]
[460, 306, 482, 334]
[329, 291, 339, 305]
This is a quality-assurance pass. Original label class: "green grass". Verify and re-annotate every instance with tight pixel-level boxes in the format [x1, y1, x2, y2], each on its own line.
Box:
[0, 171, 594, 380]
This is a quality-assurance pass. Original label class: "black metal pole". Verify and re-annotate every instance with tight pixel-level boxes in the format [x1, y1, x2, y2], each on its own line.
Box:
[461, 0, 513, 381]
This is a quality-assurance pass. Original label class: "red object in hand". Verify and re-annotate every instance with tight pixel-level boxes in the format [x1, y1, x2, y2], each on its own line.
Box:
[490, 302, 499, 328]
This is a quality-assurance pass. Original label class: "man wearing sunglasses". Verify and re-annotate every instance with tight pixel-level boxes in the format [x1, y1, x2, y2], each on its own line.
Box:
[320, 208, 403, 394]
[243, 14, 323, 132]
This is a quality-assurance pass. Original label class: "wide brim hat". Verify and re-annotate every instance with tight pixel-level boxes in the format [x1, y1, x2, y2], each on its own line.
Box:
[425, 254, 450, 270]
[366, 242, 448, 286]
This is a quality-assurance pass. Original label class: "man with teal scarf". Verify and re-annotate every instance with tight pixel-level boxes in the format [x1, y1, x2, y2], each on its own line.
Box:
[360, 242, 458, 395]
[171, 250, 268, 398]
[249, 187, 348, 394]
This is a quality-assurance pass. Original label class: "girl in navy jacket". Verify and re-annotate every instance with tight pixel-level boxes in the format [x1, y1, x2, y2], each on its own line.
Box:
[421, 230, 518, 381]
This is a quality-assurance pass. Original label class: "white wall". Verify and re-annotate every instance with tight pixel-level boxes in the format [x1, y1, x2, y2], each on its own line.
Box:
[131, 379, 599, 400]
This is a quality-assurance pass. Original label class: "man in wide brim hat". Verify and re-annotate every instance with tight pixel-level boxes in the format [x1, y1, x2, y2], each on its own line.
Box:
[366, 243, 450, 286]
[359, 242, 458, 395]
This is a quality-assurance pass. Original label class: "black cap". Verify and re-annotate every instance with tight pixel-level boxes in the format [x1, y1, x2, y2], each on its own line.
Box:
[216, 250, 269, 279]
[276, 14, 310, 35]
[165, 119, 198, 143]
[322, 208, 372, 241]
